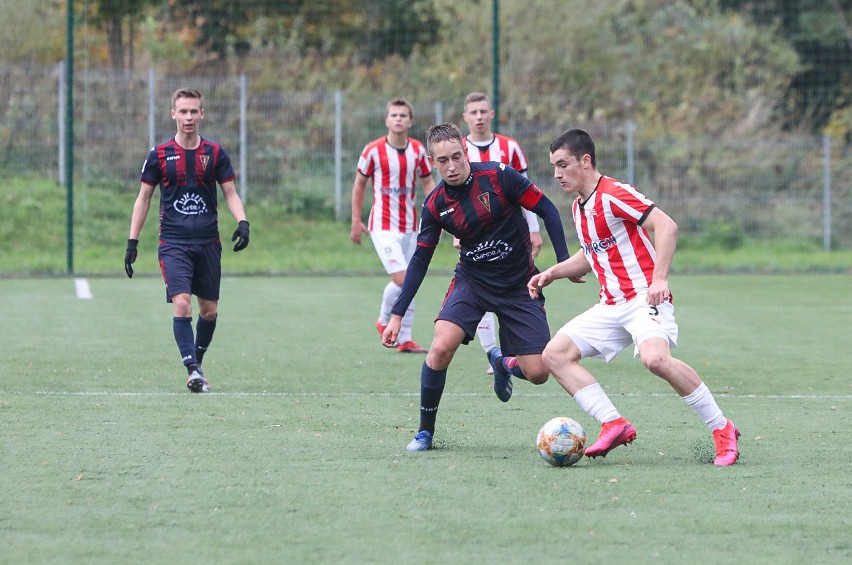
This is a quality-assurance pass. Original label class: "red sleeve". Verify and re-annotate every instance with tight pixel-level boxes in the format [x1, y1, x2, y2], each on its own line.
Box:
[517, 183, 544, 209]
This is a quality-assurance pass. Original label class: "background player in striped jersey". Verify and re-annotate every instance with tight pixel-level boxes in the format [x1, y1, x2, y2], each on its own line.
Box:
[124, 87, 250, 393]
[460, 92, 543, 374]
[350, 98, 436, 353]
[529, 128, 740, 466]
[381, 123, 572, 452]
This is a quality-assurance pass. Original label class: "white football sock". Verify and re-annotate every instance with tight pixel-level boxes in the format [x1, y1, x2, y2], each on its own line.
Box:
[477, 312, 498, 352]
[379, 281, 402, 325]
[399, 298, 415, 343]
[573, 383, 621, 423]
[683, 383, 727, 430]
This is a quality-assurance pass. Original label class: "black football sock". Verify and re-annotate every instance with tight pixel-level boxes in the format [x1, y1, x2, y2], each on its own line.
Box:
[195, 315, 217, 365]
[418, 362, 447, 435]
[173, 317, 197, 368]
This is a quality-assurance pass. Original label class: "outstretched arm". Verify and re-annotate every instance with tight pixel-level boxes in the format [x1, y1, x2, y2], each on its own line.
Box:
[382, 244, 436, 347]
[528, 253, 592, 298]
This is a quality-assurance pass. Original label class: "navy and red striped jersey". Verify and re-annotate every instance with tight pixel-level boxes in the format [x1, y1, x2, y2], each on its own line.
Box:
[418, 161, 544, 289]
[140, 137, 236, 243]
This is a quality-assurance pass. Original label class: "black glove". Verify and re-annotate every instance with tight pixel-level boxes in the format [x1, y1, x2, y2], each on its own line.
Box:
[124, 239, 138, 278]
[231, 220, 250, 252]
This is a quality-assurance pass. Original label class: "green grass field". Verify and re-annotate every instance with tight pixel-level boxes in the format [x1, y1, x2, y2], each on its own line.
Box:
[1, 275, 850, 564]
[3, 177, 852, 276]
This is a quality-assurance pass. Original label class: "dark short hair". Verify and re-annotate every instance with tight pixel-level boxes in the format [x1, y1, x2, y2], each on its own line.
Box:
[425, 123, 464, 155]
[387, 98, 414, 119]
[171, 87, 203, 109]
[550, 129, 596, 168]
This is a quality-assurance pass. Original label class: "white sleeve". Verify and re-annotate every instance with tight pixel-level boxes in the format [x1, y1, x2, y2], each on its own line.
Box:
[523, 208, 540, 233]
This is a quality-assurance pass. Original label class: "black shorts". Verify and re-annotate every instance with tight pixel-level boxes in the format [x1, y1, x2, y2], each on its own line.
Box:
[436, 275, 550, 356]
[158, 240, 222, 302]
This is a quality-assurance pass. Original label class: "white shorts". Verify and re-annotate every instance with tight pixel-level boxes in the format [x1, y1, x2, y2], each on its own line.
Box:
[555, 293, 679, 362]
[370, 230, 418, 275]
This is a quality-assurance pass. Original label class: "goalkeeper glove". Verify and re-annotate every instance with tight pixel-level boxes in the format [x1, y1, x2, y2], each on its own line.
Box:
[124, 239, 138, 278]
[231, 220, 250, 252]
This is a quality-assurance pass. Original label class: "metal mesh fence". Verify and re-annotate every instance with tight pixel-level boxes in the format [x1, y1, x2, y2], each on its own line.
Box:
[1, 62, 849, 252]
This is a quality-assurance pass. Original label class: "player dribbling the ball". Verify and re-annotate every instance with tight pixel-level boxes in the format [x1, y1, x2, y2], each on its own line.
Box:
[529, 129, 740, 466]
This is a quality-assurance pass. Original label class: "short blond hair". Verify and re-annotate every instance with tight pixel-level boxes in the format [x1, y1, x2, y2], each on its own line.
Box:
[463, 92, 490, 109]
[171, 87, 203, 109]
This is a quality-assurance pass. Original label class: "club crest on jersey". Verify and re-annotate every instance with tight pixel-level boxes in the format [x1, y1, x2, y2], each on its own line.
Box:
[200, 154, 209, 170]
[174, 192, 208, 215]
[478, 193, 491, 212]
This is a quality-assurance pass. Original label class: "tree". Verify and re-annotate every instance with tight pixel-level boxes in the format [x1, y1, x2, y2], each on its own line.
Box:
[720, 0, 852, 133]
[88, 0, 154, 74]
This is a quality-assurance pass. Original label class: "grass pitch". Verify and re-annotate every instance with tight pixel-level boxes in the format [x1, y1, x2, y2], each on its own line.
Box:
[1, 275, 850, 564]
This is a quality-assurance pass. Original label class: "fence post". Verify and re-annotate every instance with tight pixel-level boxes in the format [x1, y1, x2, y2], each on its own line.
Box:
[58, 61, 65, 185]
[148, 68, 156, 149]
[334, 89, 343, 221]
[434, 101, 443, 125]
[626, 119, 635, 185]
[240, 74, 248, 204]
[64, 4, 74, 275]
[823, 135, 831, 251]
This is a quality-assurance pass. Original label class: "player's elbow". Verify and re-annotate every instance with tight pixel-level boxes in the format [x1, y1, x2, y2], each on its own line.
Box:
[669, 217, 679, 237]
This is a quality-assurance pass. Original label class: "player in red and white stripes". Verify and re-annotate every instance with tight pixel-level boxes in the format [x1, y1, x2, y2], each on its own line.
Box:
[350, 98, 436, 353]
[529, 128, 740, 466]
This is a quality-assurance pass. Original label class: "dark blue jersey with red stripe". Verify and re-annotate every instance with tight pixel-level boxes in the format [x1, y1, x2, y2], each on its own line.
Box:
[140, 137, 236, 243]
[419, 161, 544, 289]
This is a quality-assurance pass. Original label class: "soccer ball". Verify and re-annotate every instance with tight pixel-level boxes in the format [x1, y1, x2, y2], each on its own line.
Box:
[536, 417, 587, 467]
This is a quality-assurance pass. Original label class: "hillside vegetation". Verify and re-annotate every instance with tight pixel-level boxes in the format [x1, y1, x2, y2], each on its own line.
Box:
[1, 177, 849, 276]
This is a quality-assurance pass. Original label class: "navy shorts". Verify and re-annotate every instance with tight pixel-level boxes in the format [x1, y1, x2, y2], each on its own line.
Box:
[437, 275, 550, 356]
[158, 240, 222, 302]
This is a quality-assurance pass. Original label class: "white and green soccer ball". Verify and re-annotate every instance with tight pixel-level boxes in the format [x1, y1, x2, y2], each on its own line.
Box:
[536, 417, 587, 467]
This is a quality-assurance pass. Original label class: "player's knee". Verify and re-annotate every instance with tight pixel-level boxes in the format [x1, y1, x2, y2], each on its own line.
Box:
[541, 347, 557, 372]
[390, 271, 406, 286]
[642, 353, 669, 376]
[425, 349, 453, 370]
[171, 295, 192, 317]
[542, 343, 577, 372]
[425, 339, 457, 369]
[199, 308, 218, 321]
[526, 370, 550, 385]
[519, 358, 550, 385]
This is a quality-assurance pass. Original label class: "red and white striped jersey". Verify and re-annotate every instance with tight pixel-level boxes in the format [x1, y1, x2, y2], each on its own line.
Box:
[572, 176, 657, 305]
[464, 134, 528, 174]
[357, 137, 432, 233]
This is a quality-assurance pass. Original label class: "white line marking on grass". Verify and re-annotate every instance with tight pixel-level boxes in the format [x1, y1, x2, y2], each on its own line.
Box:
[75, 278, 93, 299]
[4, 391, 851, 400]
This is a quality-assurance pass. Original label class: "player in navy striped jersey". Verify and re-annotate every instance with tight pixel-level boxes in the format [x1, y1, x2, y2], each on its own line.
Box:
[460, 91, 542, 374]
[380, 123, 572, 452]
[124, 88, 250, 393]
